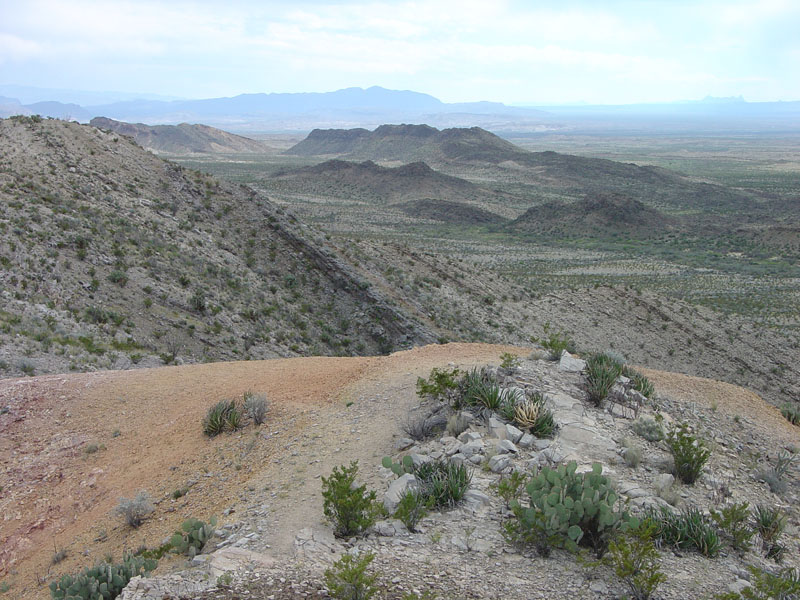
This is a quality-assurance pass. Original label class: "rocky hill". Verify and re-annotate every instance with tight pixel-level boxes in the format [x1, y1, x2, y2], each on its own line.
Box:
[509, 192, 677, 238]
[0, 115, 435, 377]
[89, 117, 269, 154]
[271, 159, 501, 205]
[284, 125, 761, 216]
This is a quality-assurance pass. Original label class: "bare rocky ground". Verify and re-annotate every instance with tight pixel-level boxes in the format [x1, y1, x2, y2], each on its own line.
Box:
[4, 343, 796, 600]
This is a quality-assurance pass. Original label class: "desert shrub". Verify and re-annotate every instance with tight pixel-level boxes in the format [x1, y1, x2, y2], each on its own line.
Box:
[107, 270, 128, 286]
[114, 491, 154, 528]
[710, 502, 755, 553]
[716, 565, 800, 600]
[243, 392, 268, 425]
[49, 553, 157, 600]
[603, 522, 666, 600]
[416, 367, 462, 402]
[622, 440, 642, 469]
[666, 422, 711, 484]
[623, 366, 655, 399]
[324, 552, 378, 600]
[585, 353, 623, 407]
[506, 461, 628, 556]
[202, 399, 242, 437]
[632, 416, 664, 442]
[402, 410, 445, 441]
[490, 470, 528, 508]
[780, 403, 800, 426]
[759, 450, 795, 495]
[446, 413, 470, 437]
[170, 517, 216, 557]
[535, 327, 574, 361]
[413, 459, 471, 509]
[644, 506, 720, 557]
[500, 352, 521, 369]
[394, 489, 431, 532]
[321, 461, 378, 538]
[189, 289, 206, 313]
[513, 392, 555, 438]
[752, 505, 786, 551]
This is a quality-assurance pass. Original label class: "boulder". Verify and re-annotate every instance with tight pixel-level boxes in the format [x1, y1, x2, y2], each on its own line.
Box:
[558, 351, 586, 372]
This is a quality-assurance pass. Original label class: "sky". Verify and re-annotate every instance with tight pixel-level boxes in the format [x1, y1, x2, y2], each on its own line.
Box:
[1, 0, 799, 105]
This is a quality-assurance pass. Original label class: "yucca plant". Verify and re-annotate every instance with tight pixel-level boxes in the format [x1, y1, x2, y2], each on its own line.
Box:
[585, 353, 623, 407]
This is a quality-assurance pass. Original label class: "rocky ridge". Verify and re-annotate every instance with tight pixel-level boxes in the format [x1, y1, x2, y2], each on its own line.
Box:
[113, 351, 799, 600]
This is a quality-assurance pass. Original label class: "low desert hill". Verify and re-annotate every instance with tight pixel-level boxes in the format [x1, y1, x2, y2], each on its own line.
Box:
[509, 192, 677, 238]
[395, 198, 506, 225]
[89, 117, 269, 154]
[284, 124, 762, 215]
[0, 115, 434, 377]
[271, 159, 501, 205]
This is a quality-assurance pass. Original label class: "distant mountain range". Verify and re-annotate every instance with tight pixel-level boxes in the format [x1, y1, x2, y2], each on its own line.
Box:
[4, 85, 798, 133]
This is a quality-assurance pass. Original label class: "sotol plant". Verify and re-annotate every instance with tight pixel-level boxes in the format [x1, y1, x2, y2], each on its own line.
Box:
[666, 422, 711, 484]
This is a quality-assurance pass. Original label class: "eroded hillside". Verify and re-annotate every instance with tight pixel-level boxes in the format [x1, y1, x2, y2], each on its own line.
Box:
[0, 116, 433, 377]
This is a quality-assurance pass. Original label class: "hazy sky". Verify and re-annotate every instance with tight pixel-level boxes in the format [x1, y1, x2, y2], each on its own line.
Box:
[2, 0, 799, 104]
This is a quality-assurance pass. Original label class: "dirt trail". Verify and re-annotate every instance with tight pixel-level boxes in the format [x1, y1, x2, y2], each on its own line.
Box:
[0, 343, 521, 599]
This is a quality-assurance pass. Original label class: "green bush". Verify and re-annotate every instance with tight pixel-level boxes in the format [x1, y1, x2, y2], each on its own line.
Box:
[416, 367, 462, 402]
[490, 470, 528, 508]
[644, 506, 720, 557]
[780, 403, 799, 426]
[324, 552, 378, 600]
[49, 553, 157, 600]
[603, 522, 666, 600]
[534, 327, 574, 361]
[585, 353, 623, 407]
[499, 352, 521, 369]
[507, 461, 628, 556]
[666, 422, 711, 484]
[394, 489, 431, 533]
[710, 502, 755, 553]
[716, 566, 800, 600]
[114, 491, 154, 528]
[169, 517, 216, 557]
[321, 461, 378, 538]
[107, 270, 128, 287]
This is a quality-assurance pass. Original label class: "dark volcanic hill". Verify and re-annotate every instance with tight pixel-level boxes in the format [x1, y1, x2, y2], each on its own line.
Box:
[271, 159, 498, 204]
[89, 117, 268, 154]
[286, 124, 762, 215]
[285, 124, 522, 163]
[395, 198, 506, 225]
[0, 115, 434, 377]
[509, 192, 677, 238]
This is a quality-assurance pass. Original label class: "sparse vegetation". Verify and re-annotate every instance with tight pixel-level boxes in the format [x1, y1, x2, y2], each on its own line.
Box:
[632, 416, 665, 442]
[243, 391, 269, 425]
[585, 353, 623, 407]
[602, 522, 666, 600]
[780, 403, 800, 426]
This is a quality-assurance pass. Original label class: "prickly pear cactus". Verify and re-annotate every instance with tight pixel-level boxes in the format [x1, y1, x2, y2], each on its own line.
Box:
[510, 461, 627, 555]
[170, 517, 217, 557]
[49, 553, 156, 600]
[381, 455, 414, 476]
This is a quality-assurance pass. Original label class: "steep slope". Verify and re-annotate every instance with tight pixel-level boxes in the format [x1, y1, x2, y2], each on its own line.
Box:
[89, 117, 268, 154]
[0, 116, 434, 378]
[271, 159, 498, 204]
[509, 192, 677, 238]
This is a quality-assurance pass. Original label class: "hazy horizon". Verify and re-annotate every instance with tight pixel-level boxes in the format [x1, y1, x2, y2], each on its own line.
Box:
[2, 0, 799, 106]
